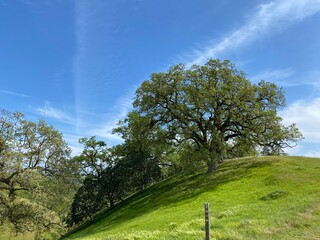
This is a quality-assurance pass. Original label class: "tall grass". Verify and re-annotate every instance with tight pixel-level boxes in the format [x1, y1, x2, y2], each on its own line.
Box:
[63, 156, 320, 240]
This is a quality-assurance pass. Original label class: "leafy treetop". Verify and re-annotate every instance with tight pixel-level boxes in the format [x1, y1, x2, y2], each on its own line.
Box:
[133, 59, 302, 173]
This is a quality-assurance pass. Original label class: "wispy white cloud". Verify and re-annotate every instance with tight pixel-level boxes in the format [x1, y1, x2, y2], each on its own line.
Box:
[185, 0, 320, 67]
[280, 98, 320, 144]
[296, 70, 320, 88]
[88, 93, 134, 144]
[250, 68, 295, 83]
[73, 1, 126, 132]
[72, 1, 131, 144]
[31, 102, 75, 125]
[0, 89, 29, 98]
[251, 69, 320, 87]
[61, 94, 133, 155]
[31, 103, 85, 155]
[73, 0, 90, 120]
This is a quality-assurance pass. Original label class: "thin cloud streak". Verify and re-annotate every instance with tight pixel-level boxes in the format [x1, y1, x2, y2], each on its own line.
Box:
[250, 68, 294, 83]
[73, 1, 123, 132]
[186, 0, 320, 67]
[299, 70, 320, 88]
[0, 89, 29, 98]
[72, 0, 131, 144]
[251, 69, 320, 87]
[73, 0, 90, 129]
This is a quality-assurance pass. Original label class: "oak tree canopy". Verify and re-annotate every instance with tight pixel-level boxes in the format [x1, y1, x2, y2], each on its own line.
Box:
[133, 59, 302, 173]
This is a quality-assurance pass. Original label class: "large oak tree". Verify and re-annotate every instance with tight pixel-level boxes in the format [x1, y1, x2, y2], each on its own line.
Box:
[133, 59, 302, 173]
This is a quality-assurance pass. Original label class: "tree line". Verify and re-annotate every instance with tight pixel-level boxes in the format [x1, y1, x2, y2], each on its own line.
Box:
[0, 59, 302, 239]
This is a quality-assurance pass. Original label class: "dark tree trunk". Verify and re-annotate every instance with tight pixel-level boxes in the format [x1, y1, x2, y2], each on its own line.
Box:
[207, 162, 218, 174]
[107, 192, 114, 208]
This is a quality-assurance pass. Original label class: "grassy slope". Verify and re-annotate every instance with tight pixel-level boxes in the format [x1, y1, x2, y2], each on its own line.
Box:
[63, 156, 320, 239]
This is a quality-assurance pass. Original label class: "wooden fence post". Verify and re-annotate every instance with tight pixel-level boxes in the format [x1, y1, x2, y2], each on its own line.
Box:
[204, 203, 210, 240]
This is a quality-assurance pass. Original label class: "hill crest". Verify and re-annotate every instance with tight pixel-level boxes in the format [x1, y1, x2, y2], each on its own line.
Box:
[64, 156, 320, 240]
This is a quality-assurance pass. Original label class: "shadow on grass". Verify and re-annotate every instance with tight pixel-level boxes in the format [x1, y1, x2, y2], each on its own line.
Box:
[62, 157, 275, 239]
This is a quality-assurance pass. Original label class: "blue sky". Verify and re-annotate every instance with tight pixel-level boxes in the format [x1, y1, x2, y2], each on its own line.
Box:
[1, 0, 320, 156]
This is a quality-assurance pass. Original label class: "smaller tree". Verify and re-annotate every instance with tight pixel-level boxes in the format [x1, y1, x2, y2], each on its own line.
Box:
[99, 160, 128, 207]
[74, 137, 110, 178]
[68, 137, 128, 225]
[67, 176, 106, 226]
[113, 111, 169, 191]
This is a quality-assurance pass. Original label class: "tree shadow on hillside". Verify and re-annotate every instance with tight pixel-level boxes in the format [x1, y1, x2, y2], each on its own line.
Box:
[66, 157, 275, 238]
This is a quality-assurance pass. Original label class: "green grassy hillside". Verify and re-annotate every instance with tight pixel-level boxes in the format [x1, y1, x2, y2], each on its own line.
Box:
[63, 156, 320, 240]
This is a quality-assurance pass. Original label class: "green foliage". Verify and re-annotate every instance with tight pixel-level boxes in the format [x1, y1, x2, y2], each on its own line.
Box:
[67, 176, 107, 227]
[0, 109, 79, 239]
[63, 156, 320, 240]
[74, 137, 110, 178]
[113, 111, 170, 190]
[99, 159, 129, 207]
[68, 137, 129, 227]
[133, 59, 303, 172]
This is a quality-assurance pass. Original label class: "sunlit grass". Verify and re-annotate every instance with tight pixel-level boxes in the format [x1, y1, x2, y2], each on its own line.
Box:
[63, 156, 320, 240]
